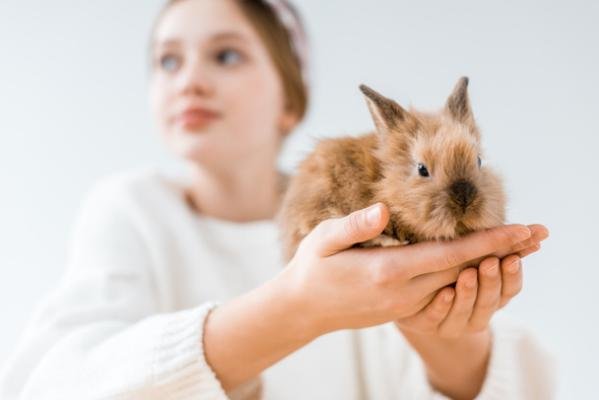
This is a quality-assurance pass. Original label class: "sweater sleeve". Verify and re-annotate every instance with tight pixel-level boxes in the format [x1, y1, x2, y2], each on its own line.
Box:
[354, 315, 556, 400]
[468, 315, 557, 400]
[423, 315, 557, 400]
[0, 178, 233, 399]
[422, 315, 557, 400]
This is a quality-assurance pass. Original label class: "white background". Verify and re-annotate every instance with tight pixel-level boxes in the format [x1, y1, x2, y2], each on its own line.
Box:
[1, 1, 597, 398]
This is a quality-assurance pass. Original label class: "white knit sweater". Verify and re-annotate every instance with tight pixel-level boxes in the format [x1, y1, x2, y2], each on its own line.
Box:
[0, 167, 556, 399]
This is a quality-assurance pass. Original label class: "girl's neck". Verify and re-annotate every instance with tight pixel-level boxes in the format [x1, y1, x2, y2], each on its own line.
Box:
[182, 162, 287, 223]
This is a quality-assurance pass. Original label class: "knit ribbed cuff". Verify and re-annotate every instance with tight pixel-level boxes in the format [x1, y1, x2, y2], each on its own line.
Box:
[427, 325, 521, 400]
[474, 325, 520, 399]
[151, 302, 229, 400]
[427, 318, 556, 400]
[473, 318, 556, 400]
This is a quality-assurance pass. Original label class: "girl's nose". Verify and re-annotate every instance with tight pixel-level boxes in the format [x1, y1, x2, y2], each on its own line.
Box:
[177, 57, 214, 97]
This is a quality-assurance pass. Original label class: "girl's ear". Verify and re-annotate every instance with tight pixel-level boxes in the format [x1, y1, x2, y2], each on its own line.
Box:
[359, 84, 414, 135]
[445, 76, 475, 126]
[278, 106, 299, 137]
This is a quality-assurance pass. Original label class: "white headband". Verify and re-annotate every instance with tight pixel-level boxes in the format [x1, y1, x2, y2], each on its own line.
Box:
[261, 0, 309, 86]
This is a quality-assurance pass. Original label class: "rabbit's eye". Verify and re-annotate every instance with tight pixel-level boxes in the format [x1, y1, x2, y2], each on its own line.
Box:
[477, 156, 482, 168]
[417, 163, 430, 177]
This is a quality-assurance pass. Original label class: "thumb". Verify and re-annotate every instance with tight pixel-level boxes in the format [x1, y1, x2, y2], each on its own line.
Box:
[313, 202, 389, 257]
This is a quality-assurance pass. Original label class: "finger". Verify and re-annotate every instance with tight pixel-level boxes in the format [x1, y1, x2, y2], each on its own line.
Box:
[510, 224, 548, 253]
[407, 290, 440, 317]
[468, 257, 502, 331]
[408, 265, 461, 298]
[438, 268, 479, 338]
[401, 224, 532, 278]
[464, 224, 546, 264]
[528, 224, 549, 241]
[310, 202, 389, 257]
[517, 243, 541, 258]
[498, 255, 523, 308]
[397, 287, 455, 333]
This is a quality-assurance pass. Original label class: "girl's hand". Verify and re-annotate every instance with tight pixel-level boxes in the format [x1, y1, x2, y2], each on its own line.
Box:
[279, 202, 540, 338]
[395, 252, 536, 338]
[391, 246, 547, 400]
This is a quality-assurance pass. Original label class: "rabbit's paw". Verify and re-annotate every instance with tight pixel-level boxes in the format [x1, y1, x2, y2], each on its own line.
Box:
[361, 234, 409, 248]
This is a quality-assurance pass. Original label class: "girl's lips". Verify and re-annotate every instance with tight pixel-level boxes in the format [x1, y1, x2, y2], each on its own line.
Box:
[176, 109, 221, 130]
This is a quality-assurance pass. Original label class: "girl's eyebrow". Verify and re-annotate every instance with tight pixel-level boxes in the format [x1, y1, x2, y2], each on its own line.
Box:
[153, 31, 248, 49]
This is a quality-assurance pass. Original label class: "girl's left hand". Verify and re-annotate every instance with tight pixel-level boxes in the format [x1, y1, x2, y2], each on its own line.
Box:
[394, 236, 545, 400]
[395, 253, 524, 338]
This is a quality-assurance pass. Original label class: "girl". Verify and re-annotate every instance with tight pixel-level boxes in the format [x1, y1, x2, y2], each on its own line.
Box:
[0, 1, 554, 399]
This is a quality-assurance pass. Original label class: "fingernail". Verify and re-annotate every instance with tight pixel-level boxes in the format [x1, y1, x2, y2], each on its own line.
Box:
[485, 262, 499, 276]
[366, 204, 381, 226]
[507, 259, 521, 274]
[514, 227, 531, 242]
[465, 277, 477, 289]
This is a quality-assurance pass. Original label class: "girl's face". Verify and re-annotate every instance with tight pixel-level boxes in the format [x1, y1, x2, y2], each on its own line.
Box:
[149, 0, 295, 170]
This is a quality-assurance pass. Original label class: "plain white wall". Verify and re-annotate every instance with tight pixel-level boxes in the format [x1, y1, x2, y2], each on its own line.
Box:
[1, 1, 597, 398]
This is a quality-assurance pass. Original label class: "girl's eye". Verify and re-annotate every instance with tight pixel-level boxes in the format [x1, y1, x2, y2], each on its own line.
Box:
[417, 163, 430, 177]
[216, 49, 243, 66]
[477, 156, 482, 168]
[159, 54, 181, 72]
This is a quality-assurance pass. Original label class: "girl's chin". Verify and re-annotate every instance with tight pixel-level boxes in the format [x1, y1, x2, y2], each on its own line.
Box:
[169, 137, 223, 164]
[178, 125, 213, 135]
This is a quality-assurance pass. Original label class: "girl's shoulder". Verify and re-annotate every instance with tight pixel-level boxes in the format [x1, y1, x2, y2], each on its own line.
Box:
[83, 166, 178, 206]
[75, 166, 187, 231]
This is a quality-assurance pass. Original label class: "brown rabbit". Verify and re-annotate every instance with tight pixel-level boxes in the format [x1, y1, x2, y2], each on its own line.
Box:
[277, 77, 506, 262]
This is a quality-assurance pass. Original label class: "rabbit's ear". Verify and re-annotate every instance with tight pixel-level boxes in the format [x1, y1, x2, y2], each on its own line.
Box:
[359, 84, 411, 134]
[445, 76, 474, 125]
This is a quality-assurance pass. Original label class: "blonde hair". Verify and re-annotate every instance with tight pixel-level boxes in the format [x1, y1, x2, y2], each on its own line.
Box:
[150, 0, 309, 123]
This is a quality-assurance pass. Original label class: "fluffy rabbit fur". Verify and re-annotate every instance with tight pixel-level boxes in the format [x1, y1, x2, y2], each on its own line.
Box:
[277, 77, 506, 262]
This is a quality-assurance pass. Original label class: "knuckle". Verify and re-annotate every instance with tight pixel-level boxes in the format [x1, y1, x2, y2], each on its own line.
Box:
[493, 226, 514, 244]
[388, 258, 409, 281]
[516, 238, 535, 251]
[344, 212, 362, 238]
[370, 255, 404, 287]
[371, 261, 393, 287]
[442, 249, 463, 269]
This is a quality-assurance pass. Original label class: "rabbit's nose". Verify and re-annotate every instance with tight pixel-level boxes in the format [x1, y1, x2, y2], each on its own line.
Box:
[449, 179, 477, 209]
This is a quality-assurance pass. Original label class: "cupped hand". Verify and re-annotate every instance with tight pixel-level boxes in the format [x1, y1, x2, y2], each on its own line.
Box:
[280, 202, 545, 338]
[395, 252, 536, 339]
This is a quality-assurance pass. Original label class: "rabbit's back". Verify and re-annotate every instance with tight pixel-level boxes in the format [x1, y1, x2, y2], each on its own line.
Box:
[277, 133, 382, 261]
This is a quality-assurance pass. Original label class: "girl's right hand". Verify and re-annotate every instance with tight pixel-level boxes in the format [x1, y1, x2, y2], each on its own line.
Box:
[279, 202, 541, 338]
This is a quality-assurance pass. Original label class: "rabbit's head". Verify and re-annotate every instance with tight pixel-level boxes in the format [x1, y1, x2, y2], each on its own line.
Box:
[360, 77, 506, 240]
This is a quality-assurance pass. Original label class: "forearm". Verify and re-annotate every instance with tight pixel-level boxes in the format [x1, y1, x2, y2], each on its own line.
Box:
[399, 326, 492, 400]
[203, 273, 317, 392]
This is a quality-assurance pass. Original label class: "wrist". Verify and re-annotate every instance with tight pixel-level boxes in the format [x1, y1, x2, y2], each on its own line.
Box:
[202, 273, 318, 391]
[399, 327, 492, 399]
[272, 266, 325, 341]
[402, 327, 492, 370]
